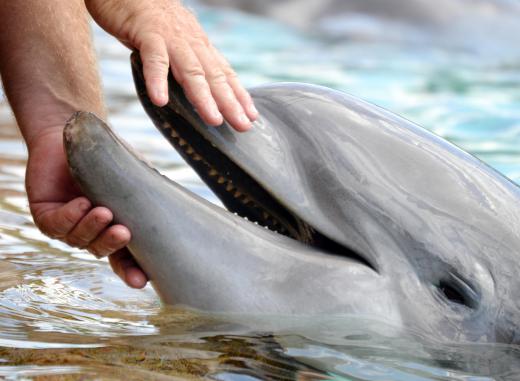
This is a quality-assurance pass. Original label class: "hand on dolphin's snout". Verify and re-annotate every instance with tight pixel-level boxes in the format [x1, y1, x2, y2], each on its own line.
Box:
[85, 0, 258, 132]
[26, 130, 148, 289]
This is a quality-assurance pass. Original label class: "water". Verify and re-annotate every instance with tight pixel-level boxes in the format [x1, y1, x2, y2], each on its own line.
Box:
[0, 1, 519, 379]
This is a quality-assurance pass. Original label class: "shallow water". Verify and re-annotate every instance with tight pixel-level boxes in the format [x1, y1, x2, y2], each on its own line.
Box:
[0, 1, 519, 379]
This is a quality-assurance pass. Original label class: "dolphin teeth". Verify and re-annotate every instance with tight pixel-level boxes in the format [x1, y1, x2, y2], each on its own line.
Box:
[262, 212, 270, 220]
[217, 176, 226, 184]
[234, 190, 242, 198]
[178, 138, 187, 147]
[226, 183, 234, 192]
[192, 154, 202, 161]
[169, 129, 179, 137]
[185, 146, 194, 155]
[208, 169, 218, 177]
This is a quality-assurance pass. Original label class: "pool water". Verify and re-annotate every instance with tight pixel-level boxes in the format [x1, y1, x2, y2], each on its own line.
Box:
[0, 1, 519, 379]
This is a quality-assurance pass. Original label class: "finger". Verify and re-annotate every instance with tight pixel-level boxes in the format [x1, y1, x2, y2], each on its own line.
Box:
[65, 207, 113, 248]
[168, 40, 223, 126]
[193, 43, 251, 132]
[33, 197, 91, 239]
[210, 44, 258, 121]
[87, 224, 131, 258]
[109, 249, 148, 289]
[139, 32, 170, 106]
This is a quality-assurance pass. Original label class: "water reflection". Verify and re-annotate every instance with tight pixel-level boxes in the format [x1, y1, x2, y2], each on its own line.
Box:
[0, 1, 518, 379]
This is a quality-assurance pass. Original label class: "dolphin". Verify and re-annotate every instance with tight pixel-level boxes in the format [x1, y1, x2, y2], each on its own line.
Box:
[64, 52, 520, 344]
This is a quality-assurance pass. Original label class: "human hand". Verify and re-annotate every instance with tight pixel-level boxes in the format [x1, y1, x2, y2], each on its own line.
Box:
[85, 0, 258, 132]
[26, 128, 148, 289]
[0, 0, 149, 288]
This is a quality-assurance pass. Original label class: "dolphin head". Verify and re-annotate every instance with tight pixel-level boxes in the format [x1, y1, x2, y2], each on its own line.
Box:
[127, 52, 520, 343]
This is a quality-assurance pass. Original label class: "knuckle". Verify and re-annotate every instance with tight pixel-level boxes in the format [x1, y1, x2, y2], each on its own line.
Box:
[144, 53, 169, 69]
[192, 94, 212, 107]
[222, 65, 237, 78]
[92, 211, 112, 227]
[200, 35, 211, 46]
[92, 237, 120, 257]
[208, 71, 228, 85]
[61, 208, 79, 227]
[40, 226, 59, 240]
[34, 214, 61, 239]
[88, 245, 105, 259]
[66, 236, 88, 249]
[189, 37, 208, 50]
[138, 30, 164, 46]
[238, 90, 253, 104]
[180, 66, 206, 81]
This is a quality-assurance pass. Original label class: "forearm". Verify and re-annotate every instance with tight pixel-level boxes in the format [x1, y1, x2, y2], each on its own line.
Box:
[0, 0, 105, 150]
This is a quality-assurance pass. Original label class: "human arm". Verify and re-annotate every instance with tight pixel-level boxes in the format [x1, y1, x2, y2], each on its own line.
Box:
[0, 0, 147, 288]
[85, 0, 258, 131]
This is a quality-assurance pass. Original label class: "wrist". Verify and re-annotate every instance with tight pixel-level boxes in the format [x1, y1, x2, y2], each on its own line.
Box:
[16, 99, 77, 153]
[24, 124, 63, 155]
[11, 90, 106, 152]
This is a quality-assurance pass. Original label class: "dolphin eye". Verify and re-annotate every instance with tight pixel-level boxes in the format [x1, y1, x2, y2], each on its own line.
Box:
[436, 274, 480, 309]
[438, 280, 466, 305]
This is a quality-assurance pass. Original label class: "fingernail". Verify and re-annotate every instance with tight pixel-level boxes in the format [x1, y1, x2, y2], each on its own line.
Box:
[239, 114, 252, 130]
[240, 113, 250, 124]
[95, 214, 111, 225]
[154, 88, 168, 105]
[110, 232, 119, 243]
[210, 106, 223, 125]
[249, 104, 259, 118]
[79, 202, 90, 213]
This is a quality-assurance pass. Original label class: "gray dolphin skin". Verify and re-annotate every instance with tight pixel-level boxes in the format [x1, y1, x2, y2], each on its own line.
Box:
[64, 52, 520, 344]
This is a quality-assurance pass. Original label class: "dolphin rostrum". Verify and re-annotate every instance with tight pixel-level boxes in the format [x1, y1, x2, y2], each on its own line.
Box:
[64, 52, 520, 344]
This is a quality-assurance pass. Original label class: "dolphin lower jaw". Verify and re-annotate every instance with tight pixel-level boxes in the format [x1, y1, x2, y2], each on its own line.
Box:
[64, 112, 382, 314]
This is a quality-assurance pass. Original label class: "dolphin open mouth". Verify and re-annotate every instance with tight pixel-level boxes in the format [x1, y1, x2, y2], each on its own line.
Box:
[131, 53, 375, 271]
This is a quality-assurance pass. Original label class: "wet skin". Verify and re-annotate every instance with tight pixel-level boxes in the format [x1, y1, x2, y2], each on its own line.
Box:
[64, 53, 520, 344]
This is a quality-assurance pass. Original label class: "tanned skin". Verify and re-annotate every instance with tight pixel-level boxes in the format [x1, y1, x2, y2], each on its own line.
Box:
[0, 0, 257, 288]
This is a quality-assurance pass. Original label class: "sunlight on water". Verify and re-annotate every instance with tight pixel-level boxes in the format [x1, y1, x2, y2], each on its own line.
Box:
[0, 1, 518, 379]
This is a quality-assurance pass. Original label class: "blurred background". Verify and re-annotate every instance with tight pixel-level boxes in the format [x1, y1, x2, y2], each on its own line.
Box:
[0, 0, 519, 379]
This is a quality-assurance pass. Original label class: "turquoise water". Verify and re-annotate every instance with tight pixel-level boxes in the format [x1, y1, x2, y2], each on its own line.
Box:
[0, 2, 518, 379]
